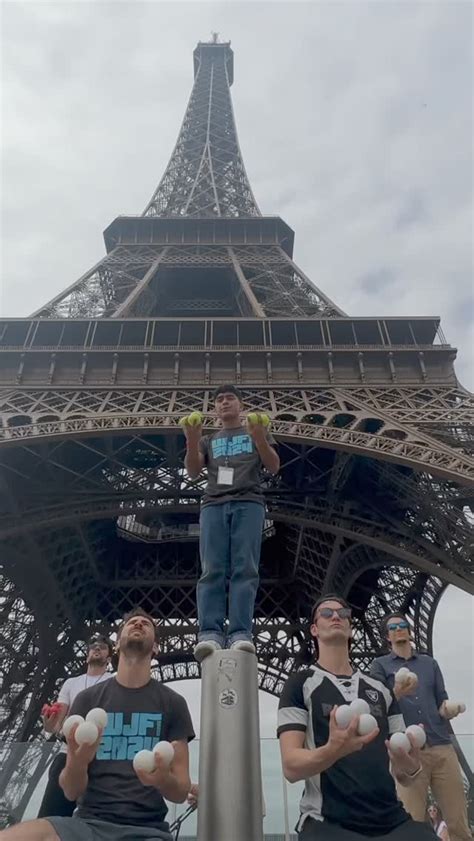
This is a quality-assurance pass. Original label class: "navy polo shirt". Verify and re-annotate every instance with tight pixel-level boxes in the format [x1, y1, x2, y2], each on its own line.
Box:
[370, 650, 451, 746]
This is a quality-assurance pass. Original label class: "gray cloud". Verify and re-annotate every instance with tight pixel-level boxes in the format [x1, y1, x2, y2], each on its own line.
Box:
[358, 267, 398, 295]
[395, 192, 428, 230]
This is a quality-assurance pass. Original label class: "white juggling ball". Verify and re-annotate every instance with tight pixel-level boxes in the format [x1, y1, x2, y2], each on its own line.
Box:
[85, 708, 108, 729]
[357, 713, 378, 736]
[350, 698, 370, 716]
[389, 732, 411, 752]
[62, 714, 85, 739]
[75, 721, 99, 745]
[335, 705, 355, 729]
[394, 667, 410, 683]
[133, 749, 156, 773]
[405, 724, 426, 748]
[153, 741, 175, 766]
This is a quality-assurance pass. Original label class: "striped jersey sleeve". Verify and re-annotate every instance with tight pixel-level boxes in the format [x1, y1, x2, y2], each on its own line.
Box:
[277, 670, 309, 737]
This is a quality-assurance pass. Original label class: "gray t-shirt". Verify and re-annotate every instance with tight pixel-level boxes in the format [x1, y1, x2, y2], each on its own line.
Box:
[69, 676, 195, 830]
[199, 426, 277, 507]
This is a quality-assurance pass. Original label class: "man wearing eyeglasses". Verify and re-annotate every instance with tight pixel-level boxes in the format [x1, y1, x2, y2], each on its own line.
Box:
[277, 594, 436, 839]
[37, 635, 113, 819]
[370, 612, 471, 841]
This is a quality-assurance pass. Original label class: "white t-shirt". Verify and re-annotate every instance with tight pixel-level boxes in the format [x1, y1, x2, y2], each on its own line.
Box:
[436, 821, 448, 838]
[56, 672, 111, 752]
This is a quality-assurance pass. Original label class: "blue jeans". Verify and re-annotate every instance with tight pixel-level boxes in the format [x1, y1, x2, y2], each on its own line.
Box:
[197, 500, 265, 645]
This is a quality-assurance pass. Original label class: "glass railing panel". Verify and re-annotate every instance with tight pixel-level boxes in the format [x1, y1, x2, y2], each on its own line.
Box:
[1, 735, 471, 837]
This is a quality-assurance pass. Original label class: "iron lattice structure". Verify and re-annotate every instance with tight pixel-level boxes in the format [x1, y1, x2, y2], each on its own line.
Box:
[0, 39, 473, 820]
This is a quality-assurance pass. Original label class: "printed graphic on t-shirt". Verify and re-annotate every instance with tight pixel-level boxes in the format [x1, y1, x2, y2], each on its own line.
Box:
[97, 711, 163, 760]
[200, 427, 275, 506]
[211, 433, 253, 458]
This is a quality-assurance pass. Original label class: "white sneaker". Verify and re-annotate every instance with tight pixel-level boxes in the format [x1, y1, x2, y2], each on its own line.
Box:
[230, 639, 256, 655]
[194, 639, 222, 662]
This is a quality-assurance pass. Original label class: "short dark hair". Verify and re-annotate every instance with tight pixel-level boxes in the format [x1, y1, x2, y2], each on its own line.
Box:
[87, 634, 113, 657]
[381, 611, 409, 638]
[213, 384, 243, 402]
[118, 608, 160, 643]
[294, 594, 352, 667]
[311, 593, 350, 624]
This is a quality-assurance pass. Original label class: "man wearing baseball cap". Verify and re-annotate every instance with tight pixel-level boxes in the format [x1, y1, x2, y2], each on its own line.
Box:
[37, 635, 113, 818]
[183, 385, 280, 660]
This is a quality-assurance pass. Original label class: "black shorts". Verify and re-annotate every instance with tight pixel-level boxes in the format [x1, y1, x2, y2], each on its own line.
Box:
[298, 816, 437, 840]
[47, 817, 173, 841]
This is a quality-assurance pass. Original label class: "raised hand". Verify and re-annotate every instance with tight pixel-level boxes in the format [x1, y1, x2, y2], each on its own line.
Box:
[180, 413, 203, 448]
[386, 731, 422, 778]
[183, 422, 202, 446]
[246, 412, 269, 443]
[41, 702, 65, 734]
[64, 721, 103, 767]
[393, 670, 418, 699]
[327, 706, 379, 760]
[134, 747, 175, 790]
[440, 700, 466, 720]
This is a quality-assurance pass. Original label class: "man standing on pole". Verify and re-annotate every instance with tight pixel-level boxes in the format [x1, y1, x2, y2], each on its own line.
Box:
[183, 385, 279, 660]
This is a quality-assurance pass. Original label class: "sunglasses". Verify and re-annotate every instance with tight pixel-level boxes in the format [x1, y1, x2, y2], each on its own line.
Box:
[387, 621, 409, 631]
[315, 607, 352, 620]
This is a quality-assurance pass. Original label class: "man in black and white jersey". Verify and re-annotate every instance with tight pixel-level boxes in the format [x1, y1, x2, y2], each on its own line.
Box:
[277, 594, 437, 840]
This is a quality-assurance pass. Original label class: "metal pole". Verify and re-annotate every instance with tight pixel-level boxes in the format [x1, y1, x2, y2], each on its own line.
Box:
[282, 766, 290, 841]
[197, 649, 264, 841]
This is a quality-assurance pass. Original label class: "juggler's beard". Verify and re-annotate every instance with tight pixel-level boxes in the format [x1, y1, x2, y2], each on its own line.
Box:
[88, 652, 109, 667]
[120, 636, 154, 658]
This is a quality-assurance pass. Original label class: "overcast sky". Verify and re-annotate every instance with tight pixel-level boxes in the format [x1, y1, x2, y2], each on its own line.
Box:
[3, 0, 473, 827]
[1, 0, 473, 388]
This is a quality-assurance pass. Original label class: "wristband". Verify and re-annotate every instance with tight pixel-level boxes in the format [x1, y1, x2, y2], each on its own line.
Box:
[407, 765, 422, 779]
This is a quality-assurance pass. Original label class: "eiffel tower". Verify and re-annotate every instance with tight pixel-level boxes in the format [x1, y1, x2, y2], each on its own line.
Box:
[0, 37, 473, 822]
